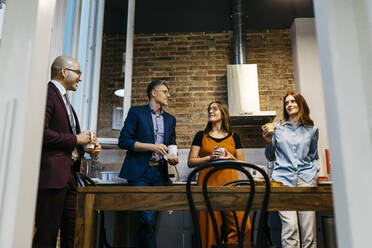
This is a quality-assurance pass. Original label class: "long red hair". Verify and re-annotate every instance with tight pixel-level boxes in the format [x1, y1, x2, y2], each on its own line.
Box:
[283, 92, 314, 126]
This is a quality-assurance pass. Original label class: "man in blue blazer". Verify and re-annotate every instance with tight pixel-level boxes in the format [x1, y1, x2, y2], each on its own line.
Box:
[118, 79, 178, 248]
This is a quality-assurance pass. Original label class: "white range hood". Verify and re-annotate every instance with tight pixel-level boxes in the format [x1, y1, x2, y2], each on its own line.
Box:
[227, 64, 276, 126]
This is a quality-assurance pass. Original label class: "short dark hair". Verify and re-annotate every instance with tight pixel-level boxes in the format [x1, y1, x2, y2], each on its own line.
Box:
[146, 80, 169, 100]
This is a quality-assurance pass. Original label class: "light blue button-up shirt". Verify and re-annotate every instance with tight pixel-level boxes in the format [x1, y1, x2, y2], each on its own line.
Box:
[149, 104, 165, 161]
[265, 122, 320, 186]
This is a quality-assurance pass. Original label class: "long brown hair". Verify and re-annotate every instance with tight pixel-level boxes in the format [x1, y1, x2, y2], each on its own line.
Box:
[204, 101, 231, 134]
[283, 92, 314, 126]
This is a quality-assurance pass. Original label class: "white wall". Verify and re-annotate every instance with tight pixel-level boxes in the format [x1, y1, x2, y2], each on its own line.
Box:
[290, 18, 329, 177]
[0, 3, 5, 39]
[0, 0, 56, 247]
[313, 0, 372, 247]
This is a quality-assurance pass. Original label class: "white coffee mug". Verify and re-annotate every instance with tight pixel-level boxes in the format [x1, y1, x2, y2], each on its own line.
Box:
[165, 144, 178, 160]
[216, 146, 227, 159]
[84, 131, 95, 152]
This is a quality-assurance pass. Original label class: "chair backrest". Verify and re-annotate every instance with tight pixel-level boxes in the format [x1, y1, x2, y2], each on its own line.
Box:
[221, 179, 253, 244]
[186, 160, 270, 248]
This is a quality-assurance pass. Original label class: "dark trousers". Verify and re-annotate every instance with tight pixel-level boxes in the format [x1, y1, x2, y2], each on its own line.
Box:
[33, 174, 77, 248]
[128, 166, 166, 248]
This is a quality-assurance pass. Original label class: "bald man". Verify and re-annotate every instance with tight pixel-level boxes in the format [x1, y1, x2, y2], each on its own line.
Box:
[33, 56, 101, 248]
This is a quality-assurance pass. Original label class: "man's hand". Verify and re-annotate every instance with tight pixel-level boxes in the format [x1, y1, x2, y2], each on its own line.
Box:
[76, 130, 91, 145]
[89, 143, 102, 157]
[89, 133, 101, 156]
[152, 144, 168, 156]
[167, 157, 179, 166]
[91, 131, 97, 144]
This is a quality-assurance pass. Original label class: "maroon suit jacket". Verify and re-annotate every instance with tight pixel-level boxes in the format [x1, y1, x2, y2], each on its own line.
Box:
[38, 82, 82, 189]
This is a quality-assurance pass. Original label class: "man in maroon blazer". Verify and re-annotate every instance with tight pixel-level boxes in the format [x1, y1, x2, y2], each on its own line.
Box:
[33, 56, 101, 248]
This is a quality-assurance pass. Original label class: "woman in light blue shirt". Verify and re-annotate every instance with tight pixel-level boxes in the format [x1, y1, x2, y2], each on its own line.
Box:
[263, 92, 319, 248]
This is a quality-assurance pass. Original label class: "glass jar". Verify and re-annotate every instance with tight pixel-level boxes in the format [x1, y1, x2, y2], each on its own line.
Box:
[84, 155, 102, 178]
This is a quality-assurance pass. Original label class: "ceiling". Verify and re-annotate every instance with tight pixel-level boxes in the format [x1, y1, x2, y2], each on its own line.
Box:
[104, 0, 314, 34]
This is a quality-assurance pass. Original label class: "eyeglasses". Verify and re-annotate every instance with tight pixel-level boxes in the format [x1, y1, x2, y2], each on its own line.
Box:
[65, 68, 82, 76]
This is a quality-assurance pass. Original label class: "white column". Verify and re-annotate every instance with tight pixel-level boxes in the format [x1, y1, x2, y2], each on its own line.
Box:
[0, 0, 56, 247]
[290, 18, 329, 177]
[0, 2, 5, 39]
[74, 0, 92, 128]
[63, 0, 81, 57]
[49, 0, 67, 68]
[123, 0, 136, 121]
[313, 0, 372, 247]
[88, 0, 105, 131]
[73, 0, 105, 132]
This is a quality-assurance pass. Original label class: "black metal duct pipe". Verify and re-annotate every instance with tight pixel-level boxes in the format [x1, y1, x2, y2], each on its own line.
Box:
[231, 0, 247, 64]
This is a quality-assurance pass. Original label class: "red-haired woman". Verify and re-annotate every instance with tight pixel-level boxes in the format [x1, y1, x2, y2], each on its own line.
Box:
[188, 101, 251, 248]
[263, 92, 319, 248]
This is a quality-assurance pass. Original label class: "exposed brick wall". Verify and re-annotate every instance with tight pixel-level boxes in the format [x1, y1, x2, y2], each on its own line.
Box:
[98, 34, 126, 138]
[97, 30, 295, 148]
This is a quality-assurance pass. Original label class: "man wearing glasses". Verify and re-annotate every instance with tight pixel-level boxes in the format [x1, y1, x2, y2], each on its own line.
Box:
[118, 79, 178, 248]
[33, 56, 101, 247]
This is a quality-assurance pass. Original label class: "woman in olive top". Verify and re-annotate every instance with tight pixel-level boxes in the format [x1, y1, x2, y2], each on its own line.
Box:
[263, 92, 319, 248]
[188, 101, 250, 248]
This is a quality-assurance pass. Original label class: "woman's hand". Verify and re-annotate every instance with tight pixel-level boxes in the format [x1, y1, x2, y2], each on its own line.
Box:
[209, 146, 237, 160]
[224, 151, 236, 160]
[209, 146, 223, 160]
[262, 125, 274, 144]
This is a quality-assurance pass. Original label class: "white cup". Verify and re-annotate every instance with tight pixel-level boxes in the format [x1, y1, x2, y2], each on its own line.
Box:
[84, 131, 95, 152]
[165, 145, 178, 160]
[216, 146, 227, 159]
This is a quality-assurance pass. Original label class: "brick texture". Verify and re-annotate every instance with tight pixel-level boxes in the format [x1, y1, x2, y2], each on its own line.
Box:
[97, 30, 295, 148]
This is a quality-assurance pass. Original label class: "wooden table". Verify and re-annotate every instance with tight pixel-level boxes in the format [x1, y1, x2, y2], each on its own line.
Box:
[74, 185, 333, 247]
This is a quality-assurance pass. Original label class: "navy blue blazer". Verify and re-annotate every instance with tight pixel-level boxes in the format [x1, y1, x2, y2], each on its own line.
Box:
[118, 105, 177, 181]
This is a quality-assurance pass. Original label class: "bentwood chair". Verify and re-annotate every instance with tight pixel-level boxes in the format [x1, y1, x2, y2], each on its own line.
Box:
[221, 180, 277, 248]
[220, 179, 253, 245]
[186, 160, 271, 248]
